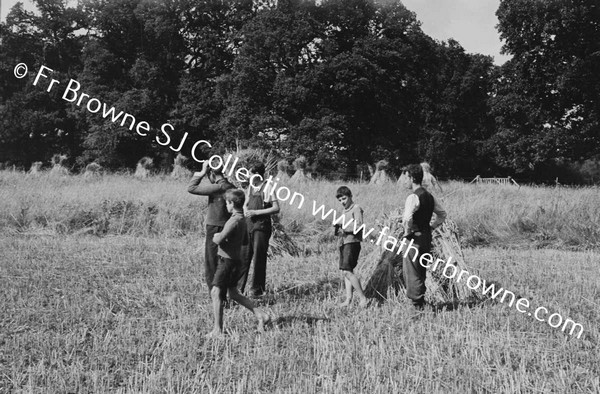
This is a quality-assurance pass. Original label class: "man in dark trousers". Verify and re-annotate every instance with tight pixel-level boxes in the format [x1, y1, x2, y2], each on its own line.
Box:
[400, 164, 447, 309]
[188, 160, 235, 292]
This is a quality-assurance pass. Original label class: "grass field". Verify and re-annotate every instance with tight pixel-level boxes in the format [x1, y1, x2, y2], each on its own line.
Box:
[1, 171, 599, 393]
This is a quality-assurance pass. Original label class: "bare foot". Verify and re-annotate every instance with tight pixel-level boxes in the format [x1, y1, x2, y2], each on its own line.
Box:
[256, 310, 271, 332]
[338, 300, 351, 308]
[205, 329, 223, 339]
[359, 298, 370, 308]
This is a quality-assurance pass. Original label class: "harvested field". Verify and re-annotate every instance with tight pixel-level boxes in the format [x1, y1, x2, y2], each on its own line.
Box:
[0, 171, 599, 392]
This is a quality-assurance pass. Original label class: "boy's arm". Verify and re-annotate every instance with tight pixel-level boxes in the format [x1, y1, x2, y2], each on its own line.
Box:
[188, 177, 222, 195]
[212, 219, 236, 245]
[187, 162, 221, 195]
[245, 186, 280, 217]
[243, 186, 251, 216]
[430, 197, 447, 230]
[402, 194, 419, 237]
[250, 200, 280, 216]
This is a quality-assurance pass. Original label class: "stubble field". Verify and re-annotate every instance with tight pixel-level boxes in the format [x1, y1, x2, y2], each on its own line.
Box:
[0, 171, 599, 393]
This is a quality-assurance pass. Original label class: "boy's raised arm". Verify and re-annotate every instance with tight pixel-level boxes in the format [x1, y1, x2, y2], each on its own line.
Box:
[188, 161, 221, 195]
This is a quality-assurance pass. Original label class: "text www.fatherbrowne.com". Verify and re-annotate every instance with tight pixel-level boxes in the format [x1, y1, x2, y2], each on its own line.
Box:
[314, 205, 585, 339]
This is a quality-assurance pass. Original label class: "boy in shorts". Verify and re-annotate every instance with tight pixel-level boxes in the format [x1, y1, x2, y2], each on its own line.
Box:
[208, 189, 271, 337]
[334, 186, 369, 308]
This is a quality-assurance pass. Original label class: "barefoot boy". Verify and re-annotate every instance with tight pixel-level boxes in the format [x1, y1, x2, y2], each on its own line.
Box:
[208, 189, 270, 337]
[334, 186, 369, 308]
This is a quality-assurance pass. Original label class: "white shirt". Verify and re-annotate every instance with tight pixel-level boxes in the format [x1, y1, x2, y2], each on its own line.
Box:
[402, 192, 447, 236]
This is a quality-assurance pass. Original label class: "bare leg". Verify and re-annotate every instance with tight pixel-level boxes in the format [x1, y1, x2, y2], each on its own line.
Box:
[339, 273, 353, 307]
[207, 286, 224, 337]
[346, 271, 369, 307]
[228, 287, 270, 331]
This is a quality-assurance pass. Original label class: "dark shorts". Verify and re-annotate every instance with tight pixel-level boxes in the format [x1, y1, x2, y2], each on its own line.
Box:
[212, 256, 240, 289]
[339, 242, 361, 271]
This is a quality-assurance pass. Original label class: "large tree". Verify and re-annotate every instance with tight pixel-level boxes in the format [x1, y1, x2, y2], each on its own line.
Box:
[0, 0, 88, 167]
[491, 0, 600, 176]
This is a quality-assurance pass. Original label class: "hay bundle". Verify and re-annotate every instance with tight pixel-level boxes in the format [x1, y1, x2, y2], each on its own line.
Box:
[420, 162, 442, 193]
[83, 162, 103, 178]
[135, 157, 153, 178]
[290, 156, 309, 184]
[397, 171, 409, 185]
[28, 161, 43, 175]
[356, 209, 484, 304]
[50, 154, 69, 176]
[369, 160, 394, 185]
[225, 148, 278, 188]
[171, 154, 192, 179]
[268, 218, 302, 258]
[276, 159, 291, 182]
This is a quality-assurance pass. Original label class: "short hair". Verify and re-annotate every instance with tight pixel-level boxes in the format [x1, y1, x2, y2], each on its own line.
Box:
[225, 189, 245, 209]
[210, 165, 223, 176]
[406, 164, 424, 185]
[335, 186, 352, 199]
[249, 161, 265, 176]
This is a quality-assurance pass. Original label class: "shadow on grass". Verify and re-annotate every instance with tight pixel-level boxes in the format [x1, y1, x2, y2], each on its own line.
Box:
[273, 314, 331, 328]
[269, 277, 344, 302]
[428, 297, 492, 312]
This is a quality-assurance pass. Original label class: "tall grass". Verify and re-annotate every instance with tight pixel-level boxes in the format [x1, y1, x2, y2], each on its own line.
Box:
[1, 171, 599, 249]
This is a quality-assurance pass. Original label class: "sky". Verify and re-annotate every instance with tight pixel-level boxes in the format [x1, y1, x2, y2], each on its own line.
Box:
[401, 0, 511, 65]
[1, 0, 511, 65]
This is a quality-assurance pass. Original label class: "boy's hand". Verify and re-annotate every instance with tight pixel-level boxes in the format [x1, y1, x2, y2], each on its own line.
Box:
[193, 161, 210, 177]
[245, 210, 257, 218]
[213, 232, 221, 242]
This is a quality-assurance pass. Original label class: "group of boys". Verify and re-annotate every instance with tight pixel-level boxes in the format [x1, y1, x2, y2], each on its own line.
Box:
[188, 160, 275, 337]
[189, 161, 446, 335]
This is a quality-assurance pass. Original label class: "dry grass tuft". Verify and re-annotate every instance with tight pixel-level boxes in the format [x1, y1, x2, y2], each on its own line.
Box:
[134, 157, 153, 178]
[170, 154, 192, 180]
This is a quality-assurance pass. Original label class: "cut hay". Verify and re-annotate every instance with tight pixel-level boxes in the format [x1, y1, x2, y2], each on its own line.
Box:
[290, 156, 309, 184]
[83, 162, 103, 178]
[225, 148, 278, 188]
[369, 160, 394, 185]
[276, 159, 291, 182]
[171, 154, 192, 180]
[135, 157, 153, 178]
[421, 162, 443, 193]
[356, 163, 374, 182]
[268, 217, 302, 258]
[356, 209, 485, 304]
[49, 154, 69, 176]
[28, 161, 43, 175]
[397, 171, 409, 185]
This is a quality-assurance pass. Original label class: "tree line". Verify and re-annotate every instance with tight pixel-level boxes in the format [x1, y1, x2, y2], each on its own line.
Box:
[1, 0, 599, 183]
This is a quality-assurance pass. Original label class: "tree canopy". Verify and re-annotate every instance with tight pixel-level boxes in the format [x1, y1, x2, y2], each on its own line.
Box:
[1, 0, 598, 182]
